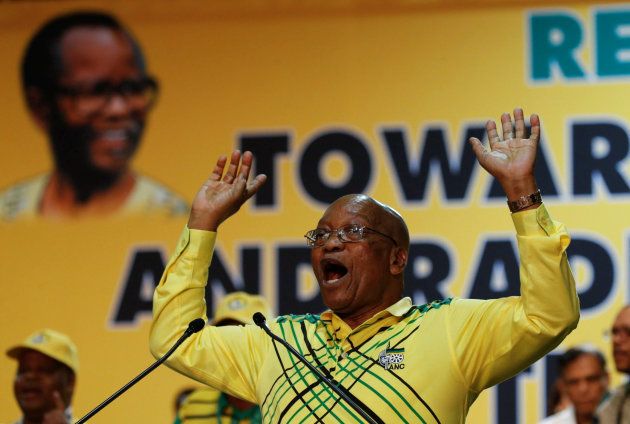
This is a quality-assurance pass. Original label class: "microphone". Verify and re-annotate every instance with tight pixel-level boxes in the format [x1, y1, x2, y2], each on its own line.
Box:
[253, 313, 378, 424]
[75, 318, 206, 424]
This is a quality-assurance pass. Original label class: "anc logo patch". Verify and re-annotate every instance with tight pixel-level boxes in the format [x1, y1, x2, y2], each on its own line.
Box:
[378, 343, 405, 370]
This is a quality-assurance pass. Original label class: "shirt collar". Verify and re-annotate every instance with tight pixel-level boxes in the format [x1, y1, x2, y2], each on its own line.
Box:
[320, 297, 413, 323]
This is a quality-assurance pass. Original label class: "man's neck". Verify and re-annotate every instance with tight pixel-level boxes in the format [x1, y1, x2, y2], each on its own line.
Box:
[22, 406, 71, 424]
[338, 295, 404, 330]
[575, 410, 594, 424]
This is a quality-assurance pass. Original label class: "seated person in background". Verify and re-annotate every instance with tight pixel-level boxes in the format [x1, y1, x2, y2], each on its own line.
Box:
[174, 291, 271, 424]
[540, 347, 609, 424]
[6, 329, 79, 424]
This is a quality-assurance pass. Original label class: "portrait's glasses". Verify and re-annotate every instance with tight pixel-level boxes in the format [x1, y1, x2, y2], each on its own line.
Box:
[54, 76, 158, 115]
[304, 224, 397, 248]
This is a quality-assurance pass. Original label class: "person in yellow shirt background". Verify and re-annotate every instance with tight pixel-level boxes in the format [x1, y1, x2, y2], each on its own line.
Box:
[6, 329, 79, 424]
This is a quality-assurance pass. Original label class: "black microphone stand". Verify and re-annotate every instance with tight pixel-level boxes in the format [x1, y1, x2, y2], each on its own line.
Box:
[75, 318, 205, 424]
[253, 313, 378, 424]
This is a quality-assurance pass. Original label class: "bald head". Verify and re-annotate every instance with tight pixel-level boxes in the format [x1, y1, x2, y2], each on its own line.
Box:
[327, 194, 410, 251]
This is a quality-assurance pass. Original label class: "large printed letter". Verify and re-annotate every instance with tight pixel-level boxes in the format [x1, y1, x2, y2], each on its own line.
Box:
[530, 13, 585, 81]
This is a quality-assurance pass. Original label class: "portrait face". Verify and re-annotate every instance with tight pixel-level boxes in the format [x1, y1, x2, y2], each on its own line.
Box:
[561, 354, 608, 417]
[13, 350, 75, 418]
[612, 307, 630, 373]
[310, 197, 400, 321]
[42, 26, 154, 192]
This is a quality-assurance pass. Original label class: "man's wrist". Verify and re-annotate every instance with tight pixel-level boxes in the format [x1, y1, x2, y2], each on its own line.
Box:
[507, 190, 542, 213]
[187, 210, 220, 231]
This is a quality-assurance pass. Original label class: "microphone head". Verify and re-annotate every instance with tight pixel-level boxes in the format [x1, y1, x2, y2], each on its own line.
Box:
[188, 318, 206, 334]
[253, 312, 266, 327]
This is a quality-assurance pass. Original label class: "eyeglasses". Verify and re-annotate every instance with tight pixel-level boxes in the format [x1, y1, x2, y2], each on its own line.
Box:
[304, 224, 397, 248]
[54, 76, 158, 115]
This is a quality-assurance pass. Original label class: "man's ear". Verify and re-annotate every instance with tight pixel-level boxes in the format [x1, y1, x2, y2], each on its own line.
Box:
[25, 87, 52, 130]
[390, 247, 407, 276]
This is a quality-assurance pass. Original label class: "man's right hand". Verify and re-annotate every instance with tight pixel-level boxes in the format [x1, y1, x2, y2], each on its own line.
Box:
[187, 150, 267, 231]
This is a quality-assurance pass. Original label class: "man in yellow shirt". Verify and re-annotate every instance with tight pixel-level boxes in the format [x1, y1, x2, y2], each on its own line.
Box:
[151, 109, 580, 422]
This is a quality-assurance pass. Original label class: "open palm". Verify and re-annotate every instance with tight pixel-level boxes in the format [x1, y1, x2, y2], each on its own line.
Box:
[469, 108, 540, 198]
[188, 150, 267, 231]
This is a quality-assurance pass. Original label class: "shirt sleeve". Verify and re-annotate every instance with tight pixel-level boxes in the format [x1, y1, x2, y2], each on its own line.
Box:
[445, 204, 580, 394]
[149, 226, 269, 402]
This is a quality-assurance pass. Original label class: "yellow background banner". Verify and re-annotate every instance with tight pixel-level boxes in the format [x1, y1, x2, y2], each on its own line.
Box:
[2, 1, 630, 422]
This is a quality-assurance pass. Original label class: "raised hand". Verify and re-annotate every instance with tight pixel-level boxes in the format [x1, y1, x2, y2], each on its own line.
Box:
[469, 108, 539, 201]
[188, 150, 267, 231]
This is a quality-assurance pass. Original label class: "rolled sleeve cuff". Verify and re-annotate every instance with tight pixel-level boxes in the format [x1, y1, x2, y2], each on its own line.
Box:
[511, 204, 555, 237]
[176, 226, 217, 264]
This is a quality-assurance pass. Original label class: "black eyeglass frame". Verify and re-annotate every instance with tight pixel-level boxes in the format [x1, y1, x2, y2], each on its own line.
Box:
[52, 75, 159, 112]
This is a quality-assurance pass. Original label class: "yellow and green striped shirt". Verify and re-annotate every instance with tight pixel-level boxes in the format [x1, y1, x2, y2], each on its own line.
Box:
[151, 205, 579, 423]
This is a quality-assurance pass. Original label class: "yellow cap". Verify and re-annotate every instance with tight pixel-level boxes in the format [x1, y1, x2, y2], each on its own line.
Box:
[212, 291, 272, 326]
[7, 329, 79, 373]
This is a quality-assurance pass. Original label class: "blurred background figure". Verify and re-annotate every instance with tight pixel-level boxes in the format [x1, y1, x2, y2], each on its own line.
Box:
[0, 11, 187, 221]
[596, 306, 630, 423]
[172, 386, 196, 421]
[6, 329, 78, 424]
[173, 291, 271, 424]
[546, 377, 571, 417]
[540, 347, 609, 424]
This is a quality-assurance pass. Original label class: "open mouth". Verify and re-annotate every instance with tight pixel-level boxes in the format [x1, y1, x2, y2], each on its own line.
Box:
[102, 128, 130, 141]
[92, 127, 139, 161]
[322, 259, 348, 284]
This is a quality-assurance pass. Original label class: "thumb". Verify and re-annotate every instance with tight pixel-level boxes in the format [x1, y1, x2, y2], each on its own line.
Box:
[469, 137, 489, 164]
[52, 390, 65, 411]
[42, 391, 68, 424]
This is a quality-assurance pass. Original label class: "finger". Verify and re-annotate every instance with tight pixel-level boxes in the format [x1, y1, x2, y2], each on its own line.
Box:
[245, 174, 268, 198]
[209, 155, 228, 181]
[529, 113, 541, 143]
[500, 113, 514, 140]
[52, 390, 64, 411]
[237, 151, 254, 182]
[513, 107, 525, 139]
[223, 150, 241, 183]
[485, 120, 501, 147]
[468, 137, 488, 160]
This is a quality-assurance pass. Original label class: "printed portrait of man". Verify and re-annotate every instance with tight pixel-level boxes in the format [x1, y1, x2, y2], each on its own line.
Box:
[0, 11, 188, 220]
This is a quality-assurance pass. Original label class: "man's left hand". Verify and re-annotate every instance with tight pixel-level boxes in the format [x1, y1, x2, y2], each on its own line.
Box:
[469, 107, 539, 201]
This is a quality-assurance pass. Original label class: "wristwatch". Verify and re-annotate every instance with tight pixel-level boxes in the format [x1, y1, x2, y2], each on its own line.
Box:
[507, 190, 542, 213]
